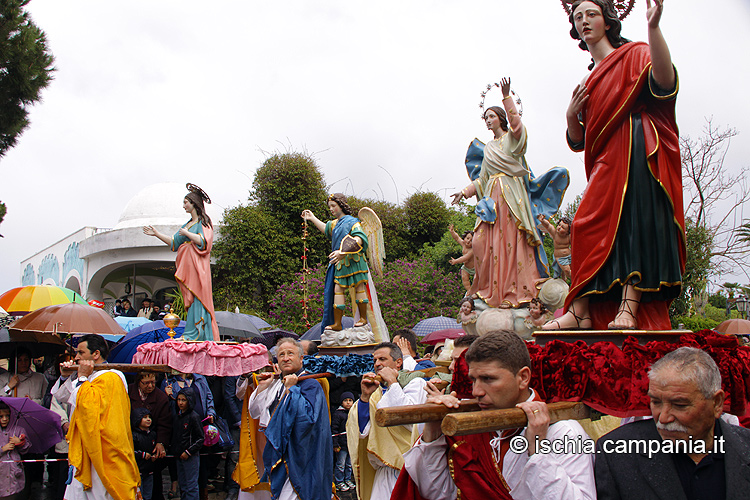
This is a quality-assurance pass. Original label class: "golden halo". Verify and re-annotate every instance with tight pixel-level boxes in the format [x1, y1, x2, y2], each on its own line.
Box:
[479, 83, 523, 121]
[186, 183, 211, 204]
[560, 0, 635, 21]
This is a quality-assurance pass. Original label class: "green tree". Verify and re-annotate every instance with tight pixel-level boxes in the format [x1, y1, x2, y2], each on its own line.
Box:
[670, 218, 713, 317]
[420, 204, 475, 274]
[0, 201, 5, 237]
[708, 291, 727, 310]
[213, 151, 329, 311]
[738, 221, 750, 245]
[250, 151, 329, 232]
[213, 204, 297, 311]
[269, 258, 464, 333]
[0, 0, 55, 158]
[346, 196, 411, 262]
[403, 191, 452, 253]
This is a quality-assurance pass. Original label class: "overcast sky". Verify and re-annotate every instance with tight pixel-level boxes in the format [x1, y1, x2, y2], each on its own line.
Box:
[1, 0, 749, 294]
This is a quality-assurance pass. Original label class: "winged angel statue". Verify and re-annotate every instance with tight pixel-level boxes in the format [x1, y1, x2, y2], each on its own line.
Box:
[302, 194, 388, 345]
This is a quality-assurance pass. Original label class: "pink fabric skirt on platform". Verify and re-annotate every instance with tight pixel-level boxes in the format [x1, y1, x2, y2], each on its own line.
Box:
[133, 339, 269, 376]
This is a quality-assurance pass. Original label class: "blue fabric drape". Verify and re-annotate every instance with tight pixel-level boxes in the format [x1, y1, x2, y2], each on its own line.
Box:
[262, 379, 333, 500]
[321, 215, 358, 334]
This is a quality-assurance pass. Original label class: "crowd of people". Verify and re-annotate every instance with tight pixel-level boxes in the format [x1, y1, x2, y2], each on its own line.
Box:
[2, 327, 750, 500]
[232, 330, 750, 500]
[113, 298, 170, 322]
[0, 333, 252, 500]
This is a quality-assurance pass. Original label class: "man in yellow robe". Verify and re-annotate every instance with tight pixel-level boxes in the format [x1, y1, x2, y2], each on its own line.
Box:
[233, 373, 272, 500]
[53, 334, 140, 500]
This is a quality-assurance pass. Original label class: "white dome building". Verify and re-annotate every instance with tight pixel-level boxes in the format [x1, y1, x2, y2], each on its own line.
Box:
[20, 183, 222, 311]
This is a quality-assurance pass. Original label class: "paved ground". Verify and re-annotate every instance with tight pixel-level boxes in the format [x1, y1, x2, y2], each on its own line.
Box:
[28, 457, 358, 500]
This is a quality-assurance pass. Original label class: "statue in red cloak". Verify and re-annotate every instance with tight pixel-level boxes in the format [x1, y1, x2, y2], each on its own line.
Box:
[545, 0, 685, 331]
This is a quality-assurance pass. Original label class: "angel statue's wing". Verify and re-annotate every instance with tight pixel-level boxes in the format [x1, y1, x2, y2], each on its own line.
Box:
[357, 207, 385, 277]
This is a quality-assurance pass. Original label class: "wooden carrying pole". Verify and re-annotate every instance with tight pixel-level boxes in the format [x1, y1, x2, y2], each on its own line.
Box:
[272, 372, 333, 381]
[371, 366, 450, 393]
[65, 366, 334, 380]
[442, 401, 590, 436]
[64, 364, 172, 373]
[376, 399, 481, 427]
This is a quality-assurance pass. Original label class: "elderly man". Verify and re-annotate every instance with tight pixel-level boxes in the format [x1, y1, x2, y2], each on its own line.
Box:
[53, 334, 140, 500]
[595, 346, 750, 499]
[248, 338, 333, 500]
[347, 342, 428, 500]
[400, 330, 595, 500]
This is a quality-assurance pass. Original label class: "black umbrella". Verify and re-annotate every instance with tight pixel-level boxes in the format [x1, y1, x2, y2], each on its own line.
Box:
[251, 328, 299, 348]
[214, 311, 263, 339]
[0, 327, 69, 359]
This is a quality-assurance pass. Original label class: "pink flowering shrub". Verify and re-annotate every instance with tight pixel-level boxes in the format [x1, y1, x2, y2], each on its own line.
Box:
[269, 258, 464, 334]
[375, 258, 464, 330]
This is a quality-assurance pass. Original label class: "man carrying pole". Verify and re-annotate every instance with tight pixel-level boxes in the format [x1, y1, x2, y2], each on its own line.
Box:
[247, 337, 333, 500]
[53, 333, 140, 500]
[346, 342, 427, 499]
[399, 330, 595, 500]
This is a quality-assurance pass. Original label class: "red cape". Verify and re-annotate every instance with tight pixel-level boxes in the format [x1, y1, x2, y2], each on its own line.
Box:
[390, 432, 512, 500]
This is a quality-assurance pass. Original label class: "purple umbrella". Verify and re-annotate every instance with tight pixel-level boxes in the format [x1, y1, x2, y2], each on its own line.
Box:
[420, 328, 465, 345]
[412, 316, 461, 336]
[0, 397, 64, 453]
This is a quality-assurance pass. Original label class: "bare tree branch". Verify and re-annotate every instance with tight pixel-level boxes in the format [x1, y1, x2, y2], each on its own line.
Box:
[681, 118, 750, 288]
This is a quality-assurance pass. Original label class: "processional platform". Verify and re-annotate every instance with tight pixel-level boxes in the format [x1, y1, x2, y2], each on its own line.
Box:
[532, 329, 692, 347]
[318, 343, 379, 356]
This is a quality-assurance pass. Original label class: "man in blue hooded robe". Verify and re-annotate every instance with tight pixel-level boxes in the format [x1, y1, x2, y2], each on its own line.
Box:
[248, 338, 333, 500]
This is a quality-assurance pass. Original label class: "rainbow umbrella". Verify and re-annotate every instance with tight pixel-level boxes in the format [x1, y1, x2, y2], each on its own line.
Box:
[0, 286, 88, 316]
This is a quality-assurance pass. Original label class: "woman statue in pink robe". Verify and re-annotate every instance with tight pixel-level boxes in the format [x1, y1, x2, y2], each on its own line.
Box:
[451, 78, 543, 309]
[144, 184, 219, 341]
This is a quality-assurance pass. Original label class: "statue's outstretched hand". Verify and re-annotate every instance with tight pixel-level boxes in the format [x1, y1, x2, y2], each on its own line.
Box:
[500, 77, 511, 98]
[646, 0, 663, 29]
[450, 192, 463, 206]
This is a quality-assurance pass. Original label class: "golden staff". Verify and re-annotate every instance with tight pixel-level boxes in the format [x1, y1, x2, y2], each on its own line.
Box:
[301, 218, 311, 328]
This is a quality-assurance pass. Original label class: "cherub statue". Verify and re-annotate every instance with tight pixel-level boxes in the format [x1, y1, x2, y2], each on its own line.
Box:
[457, 297, 478, 324]
[448, 225, 475, 293]
[537, 215, 572, 280]
[523, 298, 552, 329]
[302, 194, 386, 338]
